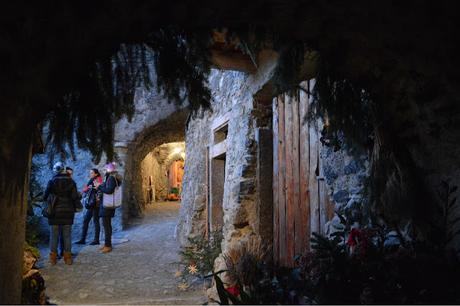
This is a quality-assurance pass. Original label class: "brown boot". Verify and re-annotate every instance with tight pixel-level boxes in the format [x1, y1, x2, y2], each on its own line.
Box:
[101, 246, 112, 253]
[49, 252, 57, 265]
[63, 252, 72, 265]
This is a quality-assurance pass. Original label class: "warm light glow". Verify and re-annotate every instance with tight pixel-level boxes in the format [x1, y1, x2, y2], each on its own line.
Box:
[172, 147, 182, 154]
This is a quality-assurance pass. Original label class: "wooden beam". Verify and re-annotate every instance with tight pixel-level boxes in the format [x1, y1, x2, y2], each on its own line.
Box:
[284, 94, 295, 267]
[211, 113, 231, 131]
[272, 97, 280, 265]
[210, 49, 257, 74]
[210, 140, 227, 159]
[299, 82, 311, 251]
[278, 95, 287, 266]
[292, 91, 302, 258]
[308, 80, 320, 237]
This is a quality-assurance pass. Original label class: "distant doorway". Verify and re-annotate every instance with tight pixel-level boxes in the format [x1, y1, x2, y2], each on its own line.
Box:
[140, 142, 186, 205]
[167, 159, 185, 201]
[206, 114, 229, 235]
[209, 156, 225, 232]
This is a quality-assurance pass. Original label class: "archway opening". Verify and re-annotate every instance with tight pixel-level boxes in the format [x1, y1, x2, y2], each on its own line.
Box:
[140, 142, 185, 204]
[122, 109, 189, 223]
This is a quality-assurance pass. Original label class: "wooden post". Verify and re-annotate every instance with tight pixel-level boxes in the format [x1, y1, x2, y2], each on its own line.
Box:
[284, 93, 295, 266]
[278, 95, 287, 266]
[272, 98, 280, 264]
[308, 81, 321, 237]
[299, 82, 311, 251]
[292, 91, 302, 259]
[205, 146, 210, 238]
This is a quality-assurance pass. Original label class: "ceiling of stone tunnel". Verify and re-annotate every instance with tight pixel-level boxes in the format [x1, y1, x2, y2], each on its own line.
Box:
[151, 142, 186, 166]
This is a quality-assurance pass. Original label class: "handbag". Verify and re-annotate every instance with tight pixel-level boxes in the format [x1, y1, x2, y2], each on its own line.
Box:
[82, 189, 96, 209]
[103, 176, 122, 209]
[42, 194, 57, 218]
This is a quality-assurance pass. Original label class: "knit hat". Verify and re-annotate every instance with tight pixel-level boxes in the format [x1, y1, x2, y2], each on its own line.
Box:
[53, 162, 65, 174]
[105, 162, 116, 173]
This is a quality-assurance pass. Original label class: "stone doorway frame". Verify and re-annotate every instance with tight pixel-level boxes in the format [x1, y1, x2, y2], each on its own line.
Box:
[206, 113, 230, 235]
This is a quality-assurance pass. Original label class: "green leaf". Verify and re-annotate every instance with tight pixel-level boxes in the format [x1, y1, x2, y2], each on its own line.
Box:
[239, 288, 254, 304]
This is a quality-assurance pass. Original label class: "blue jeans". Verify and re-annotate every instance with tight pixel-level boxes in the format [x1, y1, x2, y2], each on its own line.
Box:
[59, 226, 64, 254]
[81, 208, 100, 242]
[102, 217, 112, 247]
[50, 225, 71, 253]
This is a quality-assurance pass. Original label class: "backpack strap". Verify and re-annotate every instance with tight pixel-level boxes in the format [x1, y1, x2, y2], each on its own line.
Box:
[109, 175, 119, 188]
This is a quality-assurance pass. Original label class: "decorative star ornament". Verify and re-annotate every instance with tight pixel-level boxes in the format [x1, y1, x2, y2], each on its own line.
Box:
[178, 282, 189, 291]
[187, 264, 198, 275]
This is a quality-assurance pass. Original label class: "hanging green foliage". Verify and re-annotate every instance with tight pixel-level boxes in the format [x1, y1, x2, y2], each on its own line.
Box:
[45, 29, 213, 163]
[146, 27, 212, 112]
[311, 55, 375, 152]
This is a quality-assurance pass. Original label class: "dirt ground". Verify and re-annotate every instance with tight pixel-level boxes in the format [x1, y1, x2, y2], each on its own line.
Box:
[39, 202, 208, 305]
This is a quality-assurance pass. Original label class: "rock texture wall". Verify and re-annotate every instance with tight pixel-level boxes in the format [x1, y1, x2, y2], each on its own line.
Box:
[177, 109, 211, 242]
[320, 143, 370, 233]
[178, 51, 279, 256]
[140, 152, 162, 203]
[179, 57, 374, 277]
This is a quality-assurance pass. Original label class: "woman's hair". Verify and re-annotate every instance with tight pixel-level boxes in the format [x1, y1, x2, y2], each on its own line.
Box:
[91, 168, 100, 176]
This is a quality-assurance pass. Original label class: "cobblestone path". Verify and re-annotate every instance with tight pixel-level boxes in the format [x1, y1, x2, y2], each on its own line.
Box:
[39, 202, 208, 305]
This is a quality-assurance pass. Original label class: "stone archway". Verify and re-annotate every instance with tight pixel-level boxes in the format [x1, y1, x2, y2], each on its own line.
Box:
[121, 109, 189, 223]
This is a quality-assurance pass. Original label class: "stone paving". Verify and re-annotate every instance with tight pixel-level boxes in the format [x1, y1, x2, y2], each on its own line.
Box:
[39, 202, 208, 305]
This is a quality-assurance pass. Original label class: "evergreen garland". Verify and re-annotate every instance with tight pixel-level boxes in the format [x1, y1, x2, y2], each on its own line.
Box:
[272, 41, 306, 95]
[146, 27, 212, 112]
[46, 46, 145, 162]
[45, 31, 213, 163]
[311, 55, 374, 152]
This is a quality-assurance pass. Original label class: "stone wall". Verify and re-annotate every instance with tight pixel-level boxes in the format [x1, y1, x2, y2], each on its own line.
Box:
[320, 142, 370, 233]
[178, 60, 375, 278]
[176, 109, 211, 243]
[178, 51, 280, 256]
[140, 152, 162, 203]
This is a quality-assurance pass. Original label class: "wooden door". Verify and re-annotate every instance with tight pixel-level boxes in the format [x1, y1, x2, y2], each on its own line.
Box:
[272, 80, 334, 267]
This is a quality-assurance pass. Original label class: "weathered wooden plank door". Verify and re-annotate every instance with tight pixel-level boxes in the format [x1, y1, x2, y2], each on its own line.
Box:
[273, 80, 334, 267]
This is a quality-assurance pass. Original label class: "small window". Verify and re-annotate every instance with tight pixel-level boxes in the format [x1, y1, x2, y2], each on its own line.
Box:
[213, 122, 228, 144]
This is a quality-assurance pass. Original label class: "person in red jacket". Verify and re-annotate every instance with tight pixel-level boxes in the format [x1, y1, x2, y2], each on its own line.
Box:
[76, 168, 103, 245]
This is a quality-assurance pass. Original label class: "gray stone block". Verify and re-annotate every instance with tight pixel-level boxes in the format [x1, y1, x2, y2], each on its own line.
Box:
[333, 190, 350, 203]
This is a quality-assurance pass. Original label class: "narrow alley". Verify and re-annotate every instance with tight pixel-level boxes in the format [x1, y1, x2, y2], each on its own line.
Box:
[39, 202, 207, 305]
[3, 4, 460, 303]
